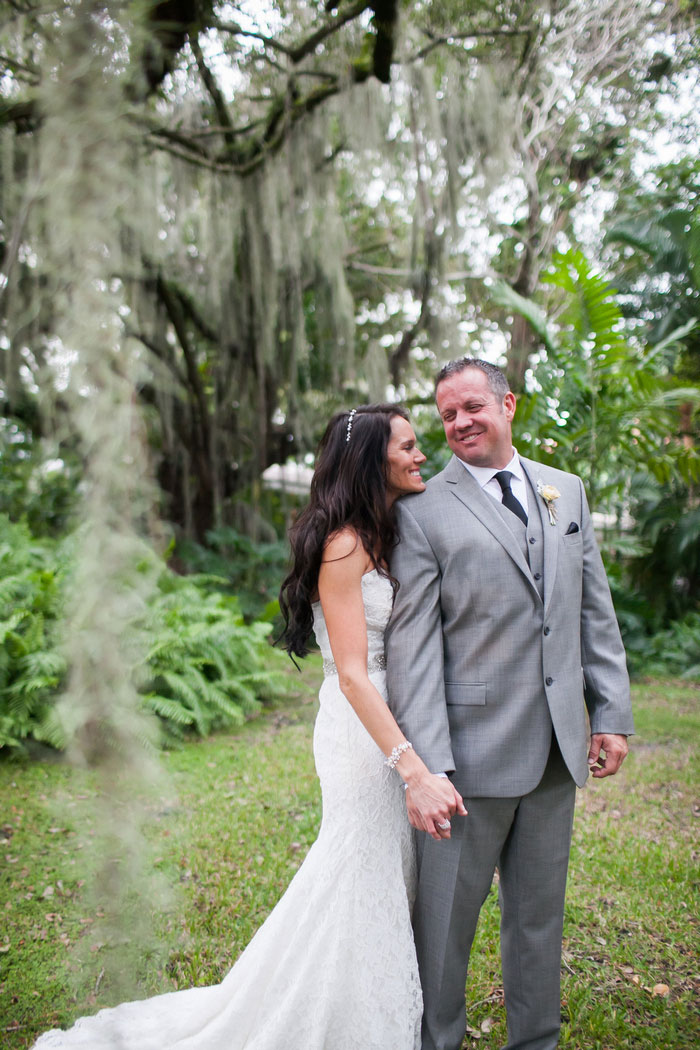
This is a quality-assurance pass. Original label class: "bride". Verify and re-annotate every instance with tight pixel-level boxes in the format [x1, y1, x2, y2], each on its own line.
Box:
[33, 404, 464, 1050]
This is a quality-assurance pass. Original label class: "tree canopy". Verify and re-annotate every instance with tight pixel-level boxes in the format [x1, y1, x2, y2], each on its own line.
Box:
[1, 0, 699, 540]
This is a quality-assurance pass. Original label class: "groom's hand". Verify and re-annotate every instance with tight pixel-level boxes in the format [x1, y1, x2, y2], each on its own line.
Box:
[588, 733, 628, 778]
[405, 775, 468, 841]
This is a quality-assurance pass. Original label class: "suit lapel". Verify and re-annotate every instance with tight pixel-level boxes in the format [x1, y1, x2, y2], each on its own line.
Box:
[521, 457, 559, 613]
[442, 457, 540, 599]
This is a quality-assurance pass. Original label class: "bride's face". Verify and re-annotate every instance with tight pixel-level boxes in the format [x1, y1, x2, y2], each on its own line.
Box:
[385, 416, 427, 503]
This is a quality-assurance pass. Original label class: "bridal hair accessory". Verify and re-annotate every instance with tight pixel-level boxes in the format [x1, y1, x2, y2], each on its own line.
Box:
[345, 408, 357, 443]
[386, 740, 413, 769]
[537, 479, 561, 525]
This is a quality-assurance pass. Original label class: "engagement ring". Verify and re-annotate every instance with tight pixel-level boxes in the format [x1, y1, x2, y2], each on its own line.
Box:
[437, 820, 451, 830]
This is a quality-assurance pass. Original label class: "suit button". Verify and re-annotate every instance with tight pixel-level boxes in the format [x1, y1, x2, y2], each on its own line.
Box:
[543, 626, 551, 635]
[545, 676, 553, 686]
[534, 572, 542, 580]
[529, 537, 536, 544]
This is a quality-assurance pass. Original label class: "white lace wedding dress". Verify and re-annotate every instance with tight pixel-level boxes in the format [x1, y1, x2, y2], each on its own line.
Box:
[34, 569, 422, 1049]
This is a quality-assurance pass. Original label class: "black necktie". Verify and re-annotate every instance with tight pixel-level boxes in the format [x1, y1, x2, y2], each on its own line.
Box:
[494, 470, 528, 526]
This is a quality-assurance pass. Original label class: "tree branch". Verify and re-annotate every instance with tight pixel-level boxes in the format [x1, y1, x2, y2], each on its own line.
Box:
[288, 1, 370, 64]
[389, 267, 431, 388]
[224, 67, 375, 176]
[0, 53, 40, 83]
[215, 2, 371, 65]
[410, 26, 533, 63]
[190, 34, 234, 136]
[143, 135, 235, 172]
[132, 114, 213, 158]
[212, 21, 295, 57]
[347, 261, 488, 281]
[0, 97, 39, 133]
[169, 283, 220, 345]
[136, 0, 215, 98]
[154, 272, 210, 441]
[126, 329, 189, 389]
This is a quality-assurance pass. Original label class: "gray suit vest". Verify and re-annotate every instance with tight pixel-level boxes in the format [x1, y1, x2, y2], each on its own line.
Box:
[490, 473, 545, 602]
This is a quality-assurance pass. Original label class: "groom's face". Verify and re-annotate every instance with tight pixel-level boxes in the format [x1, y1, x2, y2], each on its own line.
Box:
[436, 368, 516, 469]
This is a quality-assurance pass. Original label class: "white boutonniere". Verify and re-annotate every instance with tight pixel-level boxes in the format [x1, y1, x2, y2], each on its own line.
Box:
[537, 480, 560, 525]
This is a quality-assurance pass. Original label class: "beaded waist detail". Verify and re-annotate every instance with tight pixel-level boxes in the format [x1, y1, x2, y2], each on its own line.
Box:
[323, 652, 387, 676]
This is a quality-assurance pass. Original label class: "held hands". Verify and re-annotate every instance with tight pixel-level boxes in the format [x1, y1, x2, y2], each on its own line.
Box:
[404, 773, 468, 841]
[588, 733, 628, 778]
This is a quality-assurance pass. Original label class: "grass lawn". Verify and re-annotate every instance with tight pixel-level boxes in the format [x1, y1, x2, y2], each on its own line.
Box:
[1, 675, 698, 1049]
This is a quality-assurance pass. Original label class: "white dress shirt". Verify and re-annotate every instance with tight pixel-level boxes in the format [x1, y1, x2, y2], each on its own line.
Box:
[458, 447, 529, 520]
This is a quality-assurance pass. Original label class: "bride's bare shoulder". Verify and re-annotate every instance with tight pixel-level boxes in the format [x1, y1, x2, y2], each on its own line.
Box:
[322, 528, 371, 572]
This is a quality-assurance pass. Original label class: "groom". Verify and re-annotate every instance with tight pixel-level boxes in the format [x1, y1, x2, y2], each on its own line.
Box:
[386, 357, 633, 1050]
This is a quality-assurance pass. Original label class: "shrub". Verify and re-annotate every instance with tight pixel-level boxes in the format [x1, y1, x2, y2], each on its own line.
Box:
[138, 572, 290, 742]
[0, 516, 68, 749]
[0, 517, 290, 751]
[630, 612, 700, 681]
[176, 526, 290, 622]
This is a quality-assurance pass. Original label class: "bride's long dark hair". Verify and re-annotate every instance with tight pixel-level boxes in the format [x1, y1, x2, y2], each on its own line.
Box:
[279, 404, 409, 659]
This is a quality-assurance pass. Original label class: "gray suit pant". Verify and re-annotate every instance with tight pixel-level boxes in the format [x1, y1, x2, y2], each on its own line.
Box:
[414, 741, 576, 1050]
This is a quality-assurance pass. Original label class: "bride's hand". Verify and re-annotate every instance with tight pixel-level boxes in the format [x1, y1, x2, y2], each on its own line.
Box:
[404, 773, 467, 841]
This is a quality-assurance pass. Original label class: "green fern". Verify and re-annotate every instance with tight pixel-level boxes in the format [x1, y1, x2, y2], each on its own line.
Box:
[134, 572, 290, 742]
[497, 247, 700, 508]
[0, 516, 68, 749]
[0, 516, 291, 751]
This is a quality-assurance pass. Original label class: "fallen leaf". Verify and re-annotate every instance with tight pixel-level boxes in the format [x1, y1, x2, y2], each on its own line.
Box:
[41, 885, 55, 898]
[480, 1017, 495, 1033]
[652, 983, 670, 997]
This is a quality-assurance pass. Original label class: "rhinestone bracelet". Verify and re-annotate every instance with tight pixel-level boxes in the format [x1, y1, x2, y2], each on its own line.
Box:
[386, 741, 413, 769]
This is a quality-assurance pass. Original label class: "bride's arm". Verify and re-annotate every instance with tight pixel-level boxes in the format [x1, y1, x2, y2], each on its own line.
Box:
[318, 530, 465, 840]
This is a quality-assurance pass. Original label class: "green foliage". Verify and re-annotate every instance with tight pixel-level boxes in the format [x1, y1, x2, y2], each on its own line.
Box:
[0, 421, 80, 537]
[636, 612, 700, 680]
[603, 475, 700, 677]
[0, 517, 291, 751]
[176, 526, 290, 623]
[627, 478, 700, 621]
[139, 572, 290, 743]
[604, 158, 700, 377]
[493, 249, 700, 511]
[0, 516, 68, 750]
[490, 248, 700, 676]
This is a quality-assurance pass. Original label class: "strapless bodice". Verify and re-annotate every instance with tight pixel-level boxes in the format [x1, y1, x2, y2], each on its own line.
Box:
[312, 569, 393, 676]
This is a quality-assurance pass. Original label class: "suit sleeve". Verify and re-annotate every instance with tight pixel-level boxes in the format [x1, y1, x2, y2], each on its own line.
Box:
[578, 479, 635, 736]
[385, 500, 456, 775]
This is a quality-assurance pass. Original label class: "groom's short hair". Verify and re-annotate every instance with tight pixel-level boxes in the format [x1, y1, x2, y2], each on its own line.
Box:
[435, 358, 510, 399]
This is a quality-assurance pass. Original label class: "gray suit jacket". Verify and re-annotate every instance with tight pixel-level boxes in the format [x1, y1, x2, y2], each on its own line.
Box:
[385, 455, 633, 796]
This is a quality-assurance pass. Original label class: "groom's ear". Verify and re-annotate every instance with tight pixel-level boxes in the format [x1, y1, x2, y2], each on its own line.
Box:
[504, 391, 517, 421]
